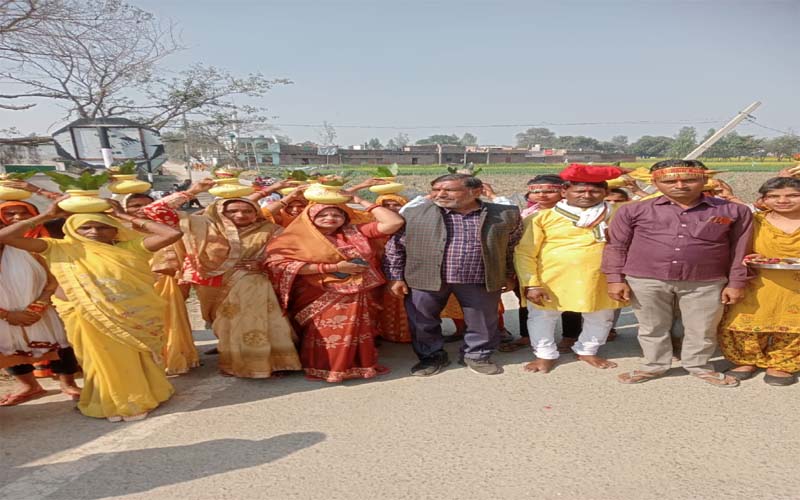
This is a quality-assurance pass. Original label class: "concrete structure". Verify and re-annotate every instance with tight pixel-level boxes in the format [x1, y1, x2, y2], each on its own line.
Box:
[0, 137, 62, 168]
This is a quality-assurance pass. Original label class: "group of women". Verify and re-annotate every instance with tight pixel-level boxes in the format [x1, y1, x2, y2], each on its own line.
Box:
[0, 176, 407, 421]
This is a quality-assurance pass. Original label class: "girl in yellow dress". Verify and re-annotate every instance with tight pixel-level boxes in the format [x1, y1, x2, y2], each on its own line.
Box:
[721, 177, 800, 386]
[0, 198, 183, 421]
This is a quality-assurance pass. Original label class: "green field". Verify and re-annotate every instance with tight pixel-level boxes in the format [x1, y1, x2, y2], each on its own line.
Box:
[263, 159, 795, 177]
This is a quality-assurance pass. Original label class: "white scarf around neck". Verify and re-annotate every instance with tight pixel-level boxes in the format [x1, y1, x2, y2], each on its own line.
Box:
[553, 200, 611, 242]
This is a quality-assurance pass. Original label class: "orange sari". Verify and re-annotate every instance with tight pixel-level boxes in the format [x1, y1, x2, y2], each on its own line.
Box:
[0, 201, 50, 238]
[266, 204, 388, 382]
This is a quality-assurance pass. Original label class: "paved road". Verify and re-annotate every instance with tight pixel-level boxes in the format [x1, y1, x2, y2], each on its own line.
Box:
[2, 301, 799, 500]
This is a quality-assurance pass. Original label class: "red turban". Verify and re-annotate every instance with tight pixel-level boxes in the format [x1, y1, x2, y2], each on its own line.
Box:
[559, 164, 625, 183]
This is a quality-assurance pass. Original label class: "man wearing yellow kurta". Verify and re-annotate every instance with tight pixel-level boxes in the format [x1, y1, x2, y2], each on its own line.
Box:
[515, 164, 626, 373]
[720, 176, 800, 386]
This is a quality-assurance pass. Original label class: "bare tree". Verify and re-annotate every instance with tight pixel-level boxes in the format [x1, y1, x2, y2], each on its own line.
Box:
[0, 0, 180, 113]
[182, 111, 277, 168]
[0, 0, 291, 125]
[386, 132, 410, 150]
[0, 0, 56, 36]
[132, 65, 290, 130]
[317, 120, 337, 146]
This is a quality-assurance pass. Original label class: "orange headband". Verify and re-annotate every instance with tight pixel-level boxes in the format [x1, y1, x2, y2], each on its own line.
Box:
[651, 168, 708, 181]
[527, 184, 562, 191]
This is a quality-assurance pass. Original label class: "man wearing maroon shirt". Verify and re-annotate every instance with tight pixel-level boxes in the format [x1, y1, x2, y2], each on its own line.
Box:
[602, 160, 753, 387]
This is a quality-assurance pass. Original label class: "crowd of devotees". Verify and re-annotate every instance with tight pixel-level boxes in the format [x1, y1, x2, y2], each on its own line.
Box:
[1, 159, 799, 421]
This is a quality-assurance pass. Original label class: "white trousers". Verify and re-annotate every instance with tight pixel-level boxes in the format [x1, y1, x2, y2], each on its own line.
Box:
[526, 307, 615, 360]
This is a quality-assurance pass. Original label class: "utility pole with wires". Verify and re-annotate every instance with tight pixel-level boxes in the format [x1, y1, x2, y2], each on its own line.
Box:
[683, 101, 762, 160]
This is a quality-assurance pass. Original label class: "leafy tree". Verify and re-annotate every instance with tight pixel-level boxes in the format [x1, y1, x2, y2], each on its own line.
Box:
[668, 126, 697, 158]
[695, 129, 763, 160]
[515, 127, 556, 148]
[629, 135, 674, 158]
[460, 132, 478, 146]
[609, 135, 629, 153]
[415, 134, 460, 145]
[765, 133, 800, 160]
[367, 137, 383, 149]
[553, 135, 601, 151]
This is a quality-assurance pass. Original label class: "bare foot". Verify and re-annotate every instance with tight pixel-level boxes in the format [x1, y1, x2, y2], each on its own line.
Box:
[498, 337, 530, 352]
[730, 365, 757, 373]
[576, 355, 618, 369]
[523, 358, 557, 373]
[766, 368, 792, 378]
[60, 384, 82, 400]
[59, 375, 82, 399]
[556, 338, 576, 354]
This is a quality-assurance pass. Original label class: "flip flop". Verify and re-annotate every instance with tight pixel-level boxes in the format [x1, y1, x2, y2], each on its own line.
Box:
[0, 388, 48, 407]
[617, 370, 665, 385]
[693, 371, 739, 388]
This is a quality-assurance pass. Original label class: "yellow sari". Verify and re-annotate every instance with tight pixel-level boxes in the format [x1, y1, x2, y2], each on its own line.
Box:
[720, 212, 800, 371]
[124, 193, 199, 375]
[40, 214, 173, 418]
[184, 199, 301, 378]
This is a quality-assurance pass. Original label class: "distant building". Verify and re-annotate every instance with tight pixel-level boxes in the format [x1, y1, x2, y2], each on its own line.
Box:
[265, 144, 634, 166]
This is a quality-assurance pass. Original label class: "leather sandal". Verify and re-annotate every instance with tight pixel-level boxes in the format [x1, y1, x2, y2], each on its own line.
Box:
[693, 371, 739, 388]
[617, 370, 665, 384]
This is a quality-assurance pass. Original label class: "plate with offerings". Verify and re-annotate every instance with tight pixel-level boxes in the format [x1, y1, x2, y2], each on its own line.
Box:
[746, 257, 800, 270]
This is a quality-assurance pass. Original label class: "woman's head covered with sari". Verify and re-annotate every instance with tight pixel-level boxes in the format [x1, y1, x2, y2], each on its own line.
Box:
[182, 197, 274, 279]
[375, 194, 408, 213]
[0, 200, 50, 238]
[64, 213, 141, 245]
[266, 203, 384, 308]
[121, 193, 155, 217]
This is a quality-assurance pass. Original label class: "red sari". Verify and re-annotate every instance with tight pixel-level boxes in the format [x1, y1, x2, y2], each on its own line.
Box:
[266, 204, 388, 383]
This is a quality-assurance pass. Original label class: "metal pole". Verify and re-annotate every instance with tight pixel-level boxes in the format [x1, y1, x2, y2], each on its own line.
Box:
[182, 113, 191, 175]
[98, 127, 113, 168]
[683, 101, 761, 160]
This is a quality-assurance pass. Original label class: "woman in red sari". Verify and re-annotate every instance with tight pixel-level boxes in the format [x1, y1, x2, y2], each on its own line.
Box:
[266, 193, 404, 382]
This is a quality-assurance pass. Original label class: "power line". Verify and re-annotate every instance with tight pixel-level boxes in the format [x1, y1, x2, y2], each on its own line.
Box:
[270, 119, 726, 130]
[743, 116, 796, 136]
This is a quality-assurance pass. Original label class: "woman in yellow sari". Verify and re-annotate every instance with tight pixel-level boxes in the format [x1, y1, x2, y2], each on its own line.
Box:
[721, 177, 800, 386]
[0, 197, 183, 420]
[121, 187, 210, 375]
[182, 198, 301, 378]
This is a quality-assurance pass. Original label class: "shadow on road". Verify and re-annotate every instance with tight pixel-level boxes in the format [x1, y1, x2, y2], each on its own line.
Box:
[26, 432, 326, 499]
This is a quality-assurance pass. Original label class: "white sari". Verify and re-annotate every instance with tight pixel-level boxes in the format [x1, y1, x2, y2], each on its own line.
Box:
[0, 246, 68, 357]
